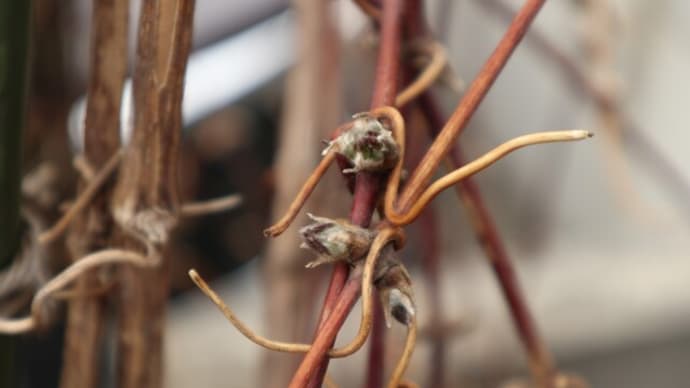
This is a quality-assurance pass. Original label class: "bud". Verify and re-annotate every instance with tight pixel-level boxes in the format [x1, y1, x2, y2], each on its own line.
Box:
[323, 112, 399, 174]
[375, 253, 415, 327]
[298, 214, 375, 268]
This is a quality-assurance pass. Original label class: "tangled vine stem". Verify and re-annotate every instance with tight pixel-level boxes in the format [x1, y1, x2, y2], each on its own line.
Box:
[38, 150, 123, 245]
[0, 248, 155, 334]
[235, 0, 595, 386]
[36, 149, 240, 245]
[258, 0, 594, 386]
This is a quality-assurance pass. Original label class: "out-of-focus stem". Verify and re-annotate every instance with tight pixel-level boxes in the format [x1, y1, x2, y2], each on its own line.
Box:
[418, 92, 556, 385]
[418, 207, 445, 387]
[364, 302, 386, 388]
[113, 1, 195, 387]
[60, 0, 128, 387]
[263, 0, 343, 385]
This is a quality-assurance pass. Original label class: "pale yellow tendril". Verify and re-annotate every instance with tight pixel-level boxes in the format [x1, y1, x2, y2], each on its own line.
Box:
[188, 226, 404, 358]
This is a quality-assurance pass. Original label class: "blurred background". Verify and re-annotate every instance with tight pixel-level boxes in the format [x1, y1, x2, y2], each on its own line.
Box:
[4, 0, 690, 387]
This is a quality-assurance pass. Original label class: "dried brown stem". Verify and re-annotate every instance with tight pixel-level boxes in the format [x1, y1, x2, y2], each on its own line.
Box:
[39, 150, 122, 245]
[60, 1, 128, 386]
[112, 1, 195, 387]
[398, 0, 547, 211]
[73, 155, 95, 181]
[179, 194, 242, 217]
[0, 248, 153, 334]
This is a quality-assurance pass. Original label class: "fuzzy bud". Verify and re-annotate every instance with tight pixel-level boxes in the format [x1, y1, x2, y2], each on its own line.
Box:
[374, 253, 415, 328]
[323, 112, 399, 174]
[298, 214, 375, 268]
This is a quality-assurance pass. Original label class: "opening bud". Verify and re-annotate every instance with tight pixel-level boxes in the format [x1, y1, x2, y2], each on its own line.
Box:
[323, 112, 399, 174]
[375, 254, 415, 328]
[298, 214, 375, 268]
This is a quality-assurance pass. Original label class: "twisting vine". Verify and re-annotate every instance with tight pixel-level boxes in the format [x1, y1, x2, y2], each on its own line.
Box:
[190, 2, 593, 387]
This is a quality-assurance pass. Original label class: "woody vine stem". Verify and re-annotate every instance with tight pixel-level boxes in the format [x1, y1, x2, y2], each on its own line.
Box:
[188, 0, 595, 387]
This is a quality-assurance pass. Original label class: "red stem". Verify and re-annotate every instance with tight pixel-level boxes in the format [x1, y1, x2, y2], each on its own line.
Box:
[364, 301, 386, 388]
[418, 207, 445, 387]
[294, 0, 404, 386]
[418, 91, 556, 384]
[305, 266, 345, 388]
[398, 0, 547, 211]
[480, 0, 690, 228]
[289, 272, 363, 388]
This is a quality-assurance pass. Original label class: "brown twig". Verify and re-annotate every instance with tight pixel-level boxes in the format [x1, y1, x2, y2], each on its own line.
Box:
[179, 194, 242, 217]
[39, 150, 123, 245]
[59, 1, 129, 386]
[111, 1, 195, 387]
